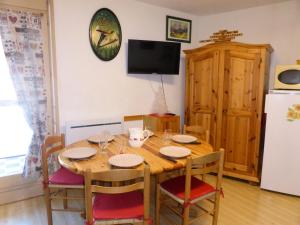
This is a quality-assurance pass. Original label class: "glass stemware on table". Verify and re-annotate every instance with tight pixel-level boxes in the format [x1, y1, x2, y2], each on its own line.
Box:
[98, 130, 110, 153]
[97, 130, 129, 155]
[96, 131, 111, 167]
[162, 129, 172, 145]
[118, 138, 127, 154]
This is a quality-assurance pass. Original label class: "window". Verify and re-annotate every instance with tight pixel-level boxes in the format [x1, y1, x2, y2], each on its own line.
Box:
[0, 37, 33, 177]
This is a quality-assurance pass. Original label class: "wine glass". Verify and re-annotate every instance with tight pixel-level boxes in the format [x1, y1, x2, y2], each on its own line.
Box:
[163, 129, 172, 145]
[98, 131, 110, 153]
[118, 138, 127, 154]
[144, 126, 153, 137]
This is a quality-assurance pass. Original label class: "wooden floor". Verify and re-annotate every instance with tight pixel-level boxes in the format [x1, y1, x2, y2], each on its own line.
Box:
[0, 176, 299, 225]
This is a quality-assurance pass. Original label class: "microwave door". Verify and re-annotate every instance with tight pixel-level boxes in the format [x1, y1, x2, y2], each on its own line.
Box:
[275, 65, 300, 90]
[278, 70, 300, 84]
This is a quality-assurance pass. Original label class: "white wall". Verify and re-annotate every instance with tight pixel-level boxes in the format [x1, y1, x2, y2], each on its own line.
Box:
[195, 0, 300, 88]
[53, 0, 199, 129]
[53, 0, 300, 129]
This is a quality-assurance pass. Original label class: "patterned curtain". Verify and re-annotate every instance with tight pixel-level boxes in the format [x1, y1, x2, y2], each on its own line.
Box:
[0, 8, 48, 178]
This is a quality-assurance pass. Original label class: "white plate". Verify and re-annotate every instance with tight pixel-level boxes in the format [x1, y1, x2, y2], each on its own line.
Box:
[62, 147, 97, 159]
[160, 146, 191, 158]
[87, 134, 114, 143]
[171, 134, 197, 143]
[108, 154, 144, 168]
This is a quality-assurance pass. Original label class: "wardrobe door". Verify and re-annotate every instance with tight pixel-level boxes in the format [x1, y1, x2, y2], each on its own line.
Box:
[185, 50, 219, 147]
[221, 50, 262, 179]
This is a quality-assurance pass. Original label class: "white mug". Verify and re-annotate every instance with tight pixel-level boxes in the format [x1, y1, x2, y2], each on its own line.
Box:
[128, 127, 149, 148]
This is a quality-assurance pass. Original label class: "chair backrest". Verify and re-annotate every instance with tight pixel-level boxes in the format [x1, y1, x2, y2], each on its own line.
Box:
[183, 125, 210, 143]
[123, 115, 144, 132]
[84, 165, 150, 222]
[184, 149, 224, 202]
[41, 134, 65, 182]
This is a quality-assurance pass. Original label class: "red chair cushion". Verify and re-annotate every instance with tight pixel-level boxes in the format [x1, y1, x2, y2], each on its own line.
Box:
[49, 167, 84, 185]
[93, 190, 144, 220]
[161, 175, 215, 201]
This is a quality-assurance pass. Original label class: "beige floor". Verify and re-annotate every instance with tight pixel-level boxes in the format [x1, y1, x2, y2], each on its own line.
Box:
[0, 176, 299, 225]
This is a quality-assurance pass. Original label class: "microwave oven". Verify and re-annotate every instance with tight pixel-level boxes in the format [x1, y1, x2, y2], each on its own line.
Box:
[274, 65, 300, 90]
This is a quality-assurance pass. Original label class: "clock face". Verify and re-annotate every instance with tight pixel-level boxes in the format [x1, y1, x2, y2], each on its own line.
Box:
[89, 8, 122, 61]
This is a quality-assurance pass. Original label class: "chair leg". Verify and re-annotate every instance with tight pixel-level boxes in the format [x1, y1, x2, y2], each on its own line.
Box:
[81, 189, 86, 217]
[44, 188, 53, 225]
[212, 193, 221, 225]
[63, 189, 68, 209]
[155, 183, 161, 225]
[143, 219, 148, 225]
[182, 205, 190, 225]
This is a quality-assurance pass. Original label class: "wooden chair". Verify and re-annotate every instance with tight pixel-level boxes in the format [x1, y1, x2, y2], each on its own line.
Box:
[156, 149, 224, 225]
[123, 115, 144, 132]
[183, 125, 210, 143]
[183, 125, 211, 181]
[84, 165, 151, 225]
[41, 135, 85, 225]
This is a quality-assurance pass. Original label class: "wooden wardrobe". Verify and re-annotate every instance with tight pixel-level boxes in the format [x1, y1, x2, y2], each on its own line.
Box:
[184, 42, 272, 182]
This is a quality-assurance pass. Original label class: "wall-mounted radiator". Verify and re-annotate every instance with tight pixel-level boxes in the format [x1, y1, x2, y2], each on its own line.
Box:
[65, 118, 123, 145]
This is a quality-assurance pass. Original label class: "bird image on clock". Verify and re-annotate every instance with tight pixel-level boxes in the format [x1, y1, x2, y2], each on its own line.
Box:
[96, 28, 118, 48]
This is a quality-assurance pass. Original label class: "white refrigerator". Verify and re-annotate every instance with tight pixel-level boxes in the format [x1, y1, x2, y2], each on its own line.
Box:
[261, 90, 300, 196]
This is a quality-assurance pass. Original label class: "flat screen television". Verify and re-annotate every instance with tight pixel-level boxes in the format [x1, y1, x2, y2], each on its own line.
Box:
[127, 39, 181, 75]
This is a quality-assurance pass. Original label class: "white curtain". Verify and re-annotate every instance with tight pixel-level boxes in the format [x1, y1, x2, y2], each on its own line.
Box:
[0, 7, 50, 178]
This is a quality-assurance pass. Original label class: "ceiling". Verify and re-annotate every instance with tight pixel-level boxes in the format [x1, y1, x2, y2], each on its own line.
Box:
[135, 0, 291, 16]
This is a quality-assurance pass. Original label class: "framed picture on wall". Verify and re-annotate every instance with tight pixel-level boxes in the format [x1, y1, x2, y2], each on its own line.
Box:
[166, 15, 191, 43]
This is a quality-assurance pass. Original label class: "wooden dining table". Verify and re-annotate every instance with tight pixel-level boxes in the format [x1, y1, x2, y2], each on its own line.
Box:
[58, 132, 213, 224]
[58, 132, 213, 175]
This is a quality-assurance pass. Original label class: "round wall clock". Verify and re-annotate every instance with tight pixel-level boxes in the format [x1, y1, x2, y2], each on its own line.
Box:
[89, 8, 122, 61]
